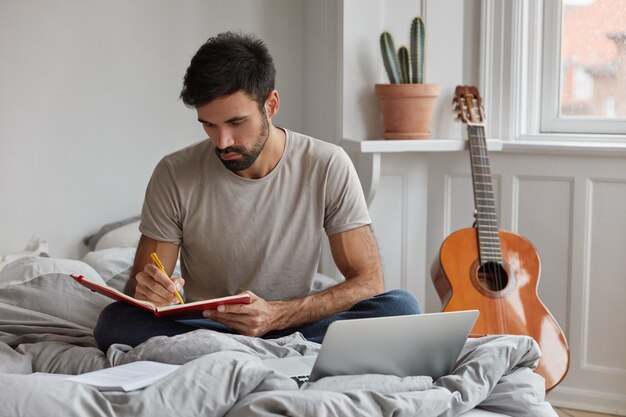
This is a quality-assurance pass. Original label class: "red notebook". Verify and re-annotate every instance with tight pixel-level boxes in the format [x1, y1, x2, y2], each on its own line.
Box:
[70, 274, 251, 319]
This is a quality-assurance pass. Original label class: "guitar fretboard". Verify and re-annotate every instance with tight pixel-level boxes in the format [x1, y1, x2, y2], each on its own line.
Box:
[467, 125, 502, 263]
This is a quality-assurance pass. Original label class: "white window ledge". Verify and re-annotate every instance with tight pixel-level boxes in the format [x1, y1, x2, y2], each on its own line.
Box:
[342, 138, 503, 153]
[502, 138, 626, 157]
[343, 136, 626, 206]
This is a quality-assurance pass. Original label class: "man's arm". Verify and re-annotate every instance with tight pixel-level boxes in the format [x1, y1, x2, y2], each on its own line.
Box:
[205, 224, 384, 336]
[124, 234, 183, 306]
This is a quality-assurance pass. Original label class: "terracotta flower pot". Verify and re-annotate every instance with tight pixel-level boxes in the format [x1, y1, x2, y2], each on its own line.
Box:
[375, 83, 440, 139]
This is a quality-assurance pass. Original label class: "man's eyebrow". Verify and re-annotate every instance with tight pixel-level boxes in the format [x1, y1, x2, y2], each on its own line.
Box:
[197, 116, 248, 124]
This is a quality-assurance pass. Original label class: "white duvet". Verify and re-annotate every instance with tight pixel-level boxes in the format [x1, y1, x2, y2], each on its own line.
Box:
[0, 254, 557, 417]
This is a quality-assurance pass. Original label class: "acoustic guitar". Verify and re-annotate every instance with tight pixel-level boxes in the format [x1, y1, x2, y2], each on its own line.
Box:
[431, 86, 570, 391]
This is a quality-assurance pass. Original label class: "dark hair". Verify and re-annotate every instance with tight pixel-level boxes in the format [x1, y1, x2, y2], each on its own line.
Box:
[180, 32, 276, 109]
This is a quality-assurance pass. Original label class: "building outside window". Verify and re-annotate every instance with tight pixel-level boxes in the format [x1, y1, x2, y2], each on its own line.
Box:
[559, 0, 626, 119]
[541, 0, 626, 135]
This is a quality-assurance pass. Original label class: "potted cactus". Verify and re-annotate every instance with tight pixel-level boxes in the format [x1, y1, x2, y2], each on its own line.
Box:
[375, 16, 440, 139]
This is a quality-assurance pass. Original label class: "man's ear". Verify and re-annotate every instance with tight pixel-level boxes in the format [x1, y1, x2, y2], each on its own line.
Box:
[265, 90, 280, 118]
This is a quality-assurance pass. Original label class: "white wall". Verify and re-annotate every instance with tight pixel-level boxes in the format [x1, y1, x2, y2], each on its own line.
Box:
[0, 0, 305, 259]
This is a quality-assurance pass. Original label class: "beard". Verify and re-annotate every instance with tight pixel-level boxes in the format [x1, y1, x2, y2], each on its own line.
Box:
[215, 116, 270, 172]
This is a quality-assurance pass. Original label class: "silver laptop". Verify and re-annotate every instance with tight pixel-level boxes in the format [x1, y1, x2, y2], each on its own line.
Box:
[262, 310, 478, 386]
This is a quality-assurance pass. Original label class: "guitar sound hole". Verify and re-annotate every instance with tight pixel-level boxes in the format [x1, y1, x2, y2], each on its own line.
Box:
[477, 262, 509, 292]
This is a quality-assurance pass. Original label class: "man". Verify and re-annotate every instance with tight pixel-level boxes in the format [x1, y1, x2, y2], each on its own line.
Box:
[94, 32, 420, 352]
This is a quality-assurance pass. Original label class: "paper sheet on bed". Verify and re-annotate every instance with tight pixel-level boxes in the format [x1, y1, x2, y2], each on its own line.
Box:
[33, 361, 181, 392]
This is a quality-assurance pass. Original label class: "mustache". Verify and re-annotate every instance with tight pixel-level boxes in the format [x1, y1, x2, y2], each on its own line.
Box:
[216, 146, 246, 155]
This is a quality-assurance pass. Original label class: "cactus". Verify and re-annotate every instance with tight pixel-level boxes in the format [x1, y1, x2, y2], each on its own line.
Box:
[379, 16, 426, 84]
[410, 16, 425, 83]
[380, 31, 401, 84]
[398, 46, 410, 83]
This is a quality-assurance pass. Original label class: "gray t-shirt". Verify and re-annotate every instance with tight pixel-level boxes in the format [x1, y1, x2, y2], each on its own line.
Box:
[139, 129, 371, 302]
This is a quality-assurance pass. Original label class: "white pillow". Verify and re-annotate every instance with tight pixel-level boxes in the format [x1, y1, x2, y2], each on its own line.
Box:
[94, 220, 141, 251]
[82, 247, 136, 291]
[83, 216, 140, 251]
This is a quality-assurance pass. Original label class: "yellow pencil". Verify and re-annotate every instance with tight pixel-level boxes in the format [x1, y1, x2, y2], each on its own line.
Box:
[150, 252, 185, 305]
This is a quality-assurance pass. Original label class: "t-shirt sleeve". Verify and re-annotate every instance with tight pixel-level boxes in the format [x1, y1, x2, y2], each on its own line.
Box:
[324, 148, 372, 236]
[139, 158, 183, 244]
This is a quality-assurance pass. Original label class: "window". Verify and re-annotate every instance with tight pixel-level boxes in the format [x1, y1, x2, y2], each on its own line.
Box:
[542, 0, 626, 134]
[480, 0, 626, 140]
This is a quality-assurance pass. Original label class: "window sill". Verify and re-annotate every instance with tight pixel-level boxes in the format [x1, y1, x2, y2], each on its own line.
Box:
[502, 138, 626, 157]
[342, 138, 503, 153]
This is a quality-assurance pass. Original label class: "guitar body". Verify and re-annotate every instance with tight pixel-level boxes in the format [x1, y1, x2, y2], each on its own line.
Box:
[432, 227, 570, 391]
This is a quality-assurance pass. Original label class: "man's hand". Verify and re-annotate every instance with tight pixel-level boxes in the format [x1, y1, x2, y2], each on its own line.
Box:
[134, 263, 185, 307]
[203, 291, 282, 337]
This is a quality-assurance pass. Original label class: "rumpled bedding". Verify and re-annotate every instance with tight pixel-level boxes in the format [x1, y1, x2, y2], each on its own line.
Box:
[0, 254, 557, 417]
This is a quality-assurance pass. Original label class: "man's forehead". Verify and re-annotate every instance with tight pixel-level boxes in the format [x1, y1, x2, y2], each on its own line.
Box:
[196, 92, 259, 121]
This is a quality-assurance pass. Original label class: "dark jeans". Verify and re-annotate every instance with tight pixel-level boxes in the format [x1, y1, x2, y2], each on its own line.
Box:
[94, 289, 421, 352]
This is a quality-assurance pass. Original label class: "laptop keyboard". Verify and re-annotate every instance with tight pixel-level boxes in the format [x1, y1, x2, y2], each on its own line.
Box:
[291, 374, 310, 387]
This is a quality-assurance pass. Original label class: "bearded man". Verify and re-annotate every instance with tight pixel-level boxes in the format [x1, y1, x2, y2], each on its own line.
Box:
[94, 32, 420, 352]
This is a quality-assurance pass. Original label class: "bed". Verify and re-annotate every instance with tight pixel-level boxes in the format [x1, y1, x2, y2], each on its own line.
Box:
[0, 222, 558, 417]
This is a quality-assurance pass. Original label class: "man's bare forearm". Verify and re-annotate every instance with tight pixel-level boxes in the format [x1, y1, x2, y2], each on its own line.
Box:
[267, 225, 386, 330]
[123, 238, 147, 295]
[269, 273, 383, 330]
[124, 234, 180, 296]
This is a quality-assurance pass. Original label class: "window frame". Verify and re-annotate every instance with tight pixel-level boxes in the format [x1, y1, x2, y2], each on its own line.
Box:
[480, 0, 626, 143]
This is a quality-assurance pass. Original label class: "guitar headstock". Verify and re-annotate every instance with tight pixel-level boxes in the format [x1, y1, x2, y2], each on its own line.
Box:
[453, 85, 485, 125]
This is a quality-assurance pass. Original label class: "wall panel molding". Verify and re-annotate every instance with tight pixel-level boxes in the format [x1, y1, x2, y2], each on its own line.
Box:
[428, 152, 626, 413]
[369, 172, 408, 292]
[581, 178, 626, 375]
[513, 175, 574, 337]
[548, 386, 626, 416]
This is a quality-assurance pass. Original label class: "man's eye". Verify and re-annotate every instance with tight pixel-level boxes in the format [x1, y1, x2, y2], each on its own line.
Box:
[230, 119, 245, 126]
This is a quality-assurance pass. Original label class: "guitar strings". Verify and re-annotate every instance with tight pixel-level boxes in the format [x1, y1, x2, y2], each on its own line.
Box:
[478, 124, 506, 335]
[470, 123, 507, 335]
[482, 126, 507, 335]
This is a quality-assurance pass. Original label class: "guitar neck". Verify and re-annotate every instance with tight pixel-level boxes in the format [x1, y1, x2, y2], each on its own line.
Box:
[467, 124, 502, 263]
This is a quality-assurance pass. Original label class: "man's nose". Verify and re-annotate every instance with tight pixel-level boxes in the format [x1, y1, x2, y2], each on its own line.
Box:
[215, 128, 235, 150]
